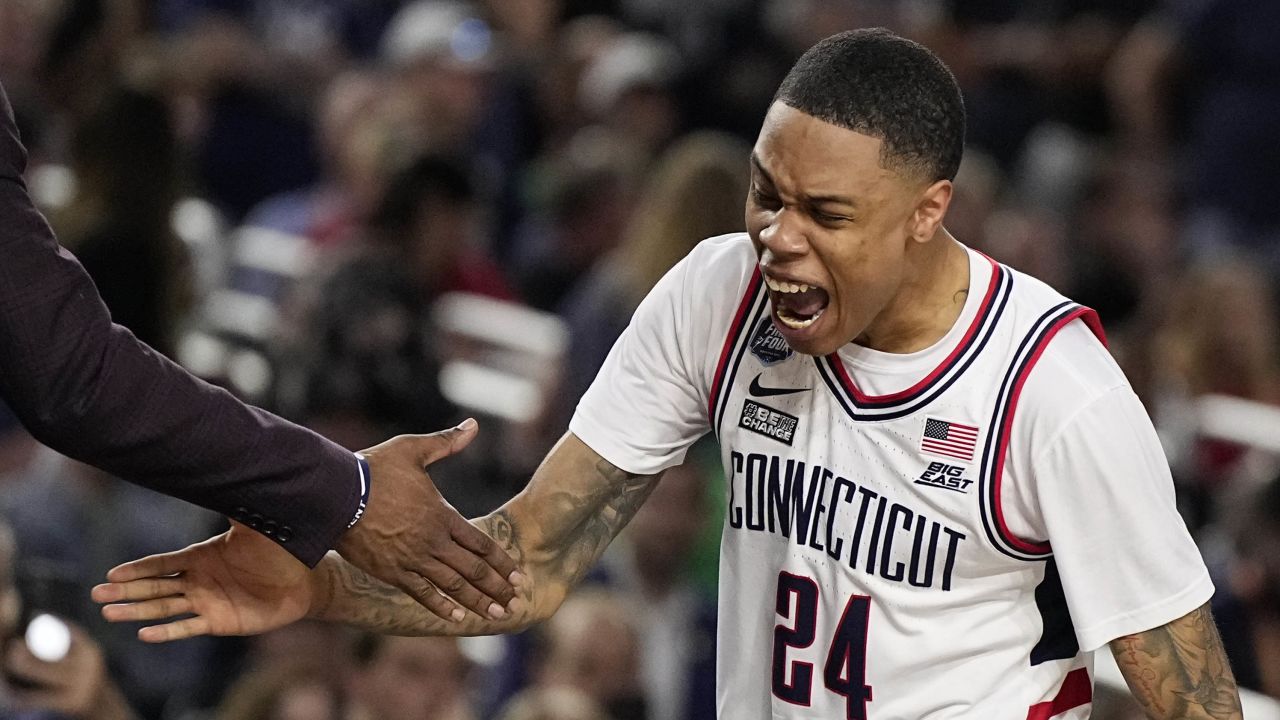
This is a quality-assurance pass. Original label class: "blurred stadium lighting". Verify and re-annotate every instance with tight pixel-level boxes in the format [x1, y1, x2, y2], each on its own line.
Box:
[1198, 394, 1280, 462]
[439, 361, 543, 423]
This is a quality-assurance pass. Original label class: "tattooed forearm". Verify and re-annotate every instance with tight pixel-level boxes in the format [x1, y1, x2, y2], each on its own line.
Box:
[307, 434, 659, 636]
[309, 553, 454, 635]
[480, 509, 522, 565]
[534, 456, 659, 587]
[1110, 603, 1242, 719]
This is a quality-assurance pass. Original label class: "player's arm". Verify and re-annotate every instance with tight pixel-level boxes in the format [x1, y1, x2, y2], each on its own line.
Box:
[93, 431, 660, 640]
[308, 432, 659, 635]
[1109, 602, 1243, 720]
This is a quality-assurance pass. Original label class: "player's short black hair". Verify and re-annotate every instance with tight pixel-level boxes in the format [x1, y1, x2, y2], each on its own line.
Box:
[774, 28, 965, 182]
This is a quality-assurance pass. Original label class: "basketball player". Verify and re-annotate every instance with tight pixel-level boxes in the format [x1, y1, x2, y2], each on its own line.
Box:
[95, 30, 1241, 719]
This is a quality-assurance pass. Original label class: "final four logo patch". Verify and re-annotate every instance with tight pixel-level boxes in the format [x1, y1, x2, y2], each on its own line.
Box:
[749, 317, 793, 366]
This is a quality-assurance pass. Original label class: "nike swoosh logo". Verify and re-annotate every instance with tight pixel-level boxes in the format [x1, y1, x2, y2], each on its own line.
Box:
[748, 373, 809, 398]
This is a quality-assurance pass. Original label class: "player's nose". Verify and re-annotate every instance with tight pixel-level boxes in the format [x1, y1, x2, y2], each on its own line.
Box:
[758, 207, 809, 260]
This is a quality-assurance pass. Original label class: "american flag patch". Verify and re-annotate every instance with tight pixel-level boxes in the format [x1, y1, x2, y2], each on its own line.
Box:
[921, 418, 979, 462]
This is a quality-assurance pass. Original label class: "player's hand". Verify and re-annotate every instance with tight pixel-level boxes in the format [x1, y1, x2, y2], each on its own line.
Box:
[91, 522, 311, 642]
[336, 419, 522, 623]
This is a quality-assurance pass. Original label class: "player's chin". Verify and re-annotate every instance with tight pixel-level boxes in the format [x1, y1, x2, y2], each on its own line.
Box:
[771, 306, 841, 357]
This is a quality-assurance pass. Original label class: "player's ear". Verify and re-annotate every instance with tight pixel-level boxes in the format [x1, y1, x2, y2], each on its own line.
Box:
[909, 178, 953, 243]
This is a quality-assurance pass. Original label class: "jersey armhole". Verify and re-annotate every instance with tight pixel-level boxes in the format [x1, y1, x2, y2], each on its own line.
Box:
[708, 269, 765, 436]
[979, 306, 1106, 561]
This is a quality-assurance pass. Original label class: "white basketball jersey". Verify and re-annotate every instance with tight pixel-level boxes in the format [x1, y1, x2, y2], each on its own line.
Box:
[571, 234, 1212, 720]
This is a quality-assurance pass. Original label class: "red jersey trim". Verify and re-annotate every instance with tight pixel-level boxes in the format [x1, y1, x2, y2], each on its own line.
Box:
[829, 254, 1002, 405]
[1026, 667, 1092, 720]
[709, 269, 764, 426]
[991, 307, 1105, 557]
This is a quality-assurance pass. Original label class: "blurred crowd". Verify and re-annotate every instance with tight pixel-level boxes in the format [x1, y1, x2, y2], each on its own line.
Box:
[0, 0, 1278, 718]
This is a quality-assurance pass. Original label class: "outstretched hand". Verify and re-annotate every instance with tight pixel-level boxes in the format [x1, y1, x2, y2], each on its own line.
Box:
[336, 419, 523, 623]
[92, 522, 311, 642]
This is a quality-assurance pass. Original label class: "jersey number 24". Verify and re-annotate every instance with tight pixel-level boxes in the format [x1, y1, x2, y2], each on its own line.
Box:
[773, 571, 874, 719]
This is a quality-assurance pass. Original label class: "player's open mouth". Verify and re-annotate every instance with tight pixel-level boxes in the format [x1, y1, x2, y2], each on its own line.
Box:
[765, 275, 830, 330]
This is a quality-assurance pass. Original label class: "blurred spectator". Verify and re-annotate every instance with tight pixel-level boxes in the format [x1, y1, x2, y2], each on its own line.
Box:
[0, 451, 218, 717]
[1110, 0, 1280, 263]
[0, 0, 64, 134]
[495, 686, 611, 720]
[277, 154, 513, 439]
[931, 0, 1155, 168]
[513, 128, 640, 310]
[1209, 475, 1280, 698]
[53, 85, 191, 358]
[239, 70, 389, 250]
[151, 0, 401, 62]
[0, 403, 36, 483]
[531, 590, 647, 720]
[1154, 260, 1280, 404]
[524, 15, 624, 152]
[0, 521, 139, 720]
[380, 1, 498, 153]
[39, 0, 147, 123]
[598, 460, 718, 720]
[348, 634, 475, 720]
[215, 662, 344, 720]
[578, 32, 682, 157]
[554, 130, 748, 428]
[1149, 259, 1280, 491]
[144, 0, 397, 220]
[942, 148, 1004, 249]
[199, 620, 353, 715]
[1065, 155, 1177, 335]
[975, 206, 1071, 295]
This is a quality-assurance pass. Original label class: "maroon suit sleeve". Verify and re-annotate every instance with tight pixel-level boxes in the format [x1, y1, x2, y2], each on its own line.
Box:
[0, 84, 359, 567]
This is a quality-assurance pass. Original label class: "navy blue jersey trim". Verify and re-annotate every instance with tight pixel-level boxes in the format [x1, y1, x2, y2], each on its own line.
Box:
[713, 287, 769, 438]
[817, 266, 1013, 423]
[977, 301, 1079, 561]
[1030, 558, 1080, 666]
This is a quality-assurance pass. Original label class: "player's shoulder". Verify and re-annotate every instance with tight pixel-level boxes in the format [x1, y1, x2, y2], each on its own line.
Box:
[683, 231, 757, 279]
[998, 261, 1131, 439]
[630, 232, 758, 342]
[666, 232, 759, 306]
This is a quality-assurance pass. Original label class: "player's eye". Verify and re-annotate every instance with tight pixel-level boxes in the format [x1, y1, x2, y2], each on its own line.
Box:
[812, 209, 850, 226]
[750, 186, 781, 209]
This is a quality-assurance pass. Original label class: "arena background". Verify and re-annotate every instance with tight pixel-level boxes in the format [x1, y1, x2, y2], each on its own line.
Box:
[1, 0, 1279, 718]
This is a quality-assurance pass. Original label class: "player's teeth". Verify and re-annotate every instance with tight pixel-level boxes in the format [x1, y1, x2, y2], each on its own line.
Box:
[779, 314, 816, 329]
[777, 307, 824, 329]
[766, 277, 816, 294]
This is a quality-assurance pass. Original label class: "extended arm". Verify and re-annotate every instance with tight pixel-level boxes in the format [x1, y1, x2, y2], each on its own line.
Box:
[0, 82, 518, 618]
[0, 82, 358, 566]
[308, 432, 661, 635]
[92, 430, 639, 641]
[1110, 602, 1243, 719]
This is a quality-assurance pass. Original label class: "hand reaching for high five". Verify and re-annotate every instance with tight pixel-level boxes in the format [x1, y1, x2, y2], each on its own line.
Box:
[92, 522, 312, 642]
[93, 419, 526, 642]
[337, 420, 522, 622]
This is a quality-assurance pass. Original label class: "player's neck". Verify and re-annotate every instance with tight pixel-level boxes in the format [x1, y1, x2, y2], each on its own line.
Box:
[855, 231, 969, 354]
